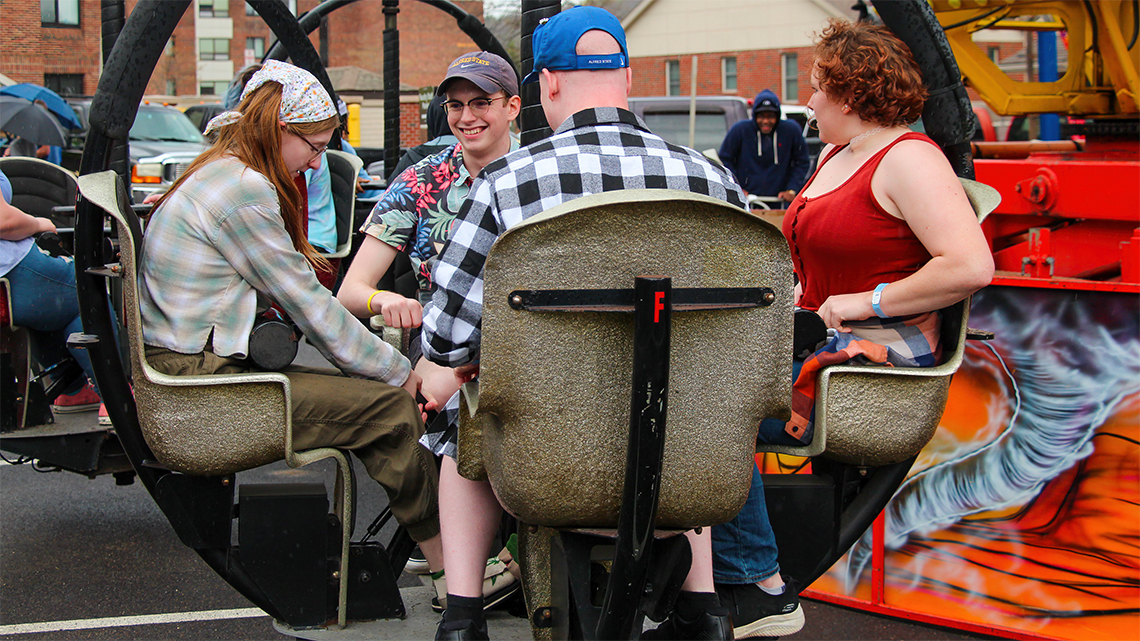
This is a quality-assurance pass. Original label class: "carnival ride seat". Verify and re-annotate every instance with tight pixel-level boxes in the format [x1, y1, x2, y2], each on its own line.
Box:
[0, 156, 78, 234]
[457, 189, 795, 639]
[322, 149, 361, 260]
[75, 170, 364, 629]
[759, 177, 999, 467]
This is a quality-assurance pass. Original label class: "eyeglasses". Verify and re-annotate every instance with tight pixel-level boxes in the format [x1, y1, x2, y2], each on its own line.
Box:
[294, 133, 328, 159]
[441, 95, 507, 117]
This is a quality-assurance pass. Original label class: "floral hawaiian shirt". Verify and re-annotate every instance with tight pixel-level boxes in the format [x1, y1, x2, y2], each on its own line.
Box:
[360, 143, 468, 292]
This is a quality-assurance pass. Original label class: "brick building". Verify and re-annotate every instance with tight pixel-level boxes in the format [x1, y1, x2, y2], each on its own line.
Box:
[134, 0, 484, 99]
[622, 0, 854, 105]
[1, 0, 486, 147]
[0, 0, 103, 96]
[621, 0, 1031, 112]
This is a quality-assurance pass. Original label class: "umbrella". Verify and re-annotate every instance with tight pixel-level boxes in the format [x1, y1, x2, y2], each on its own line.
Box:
[0, 83, 81, 129]
[0, 95, 69, 147]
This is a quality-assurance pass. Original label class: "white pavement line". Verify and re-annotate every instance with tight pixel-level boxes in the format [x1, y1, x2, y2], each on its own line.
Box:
[0, 608, 268, 635]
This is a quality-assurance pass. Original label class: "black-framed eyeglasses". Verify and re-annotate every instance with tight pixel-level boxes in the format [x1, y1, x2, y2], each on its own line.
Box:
[295, 132, 328, 159]
[441, 95, 507, 117]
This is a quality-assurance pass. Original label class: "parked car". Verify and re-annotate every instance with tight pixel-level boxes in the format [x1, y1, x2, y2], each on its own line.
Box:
[627, 96, 822, 170]
[627, 96, 749, 155]
[778, 104, 823, 169]
[184, 102, 225, 133]
[63, 99, 207, 202]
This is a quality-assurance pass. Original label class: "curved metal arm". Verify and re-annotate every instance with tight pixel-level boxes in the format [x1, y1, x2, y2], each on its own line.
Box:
[265, 0, 514, 70]
[872, 0, 977, 180]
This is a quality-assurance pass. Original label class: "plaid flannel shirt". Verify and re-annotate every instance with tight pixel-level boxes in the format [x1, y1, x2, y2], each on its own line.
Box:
[422, 107, 747, 368]
[139, 156, 411, 384]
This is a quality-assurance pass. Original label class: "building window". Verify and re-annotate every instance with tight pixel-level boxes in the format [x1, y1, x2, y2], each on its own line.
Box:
[44, 73, 84, 96]
[200, 81, 230, 95]
[165, 37, 176, 57]
[722, 57, 737, 93]
[246, 37, 265, 59]
[782, 53, 798, 103]
[199, 0, 229, 17]
[988, 46, 1001, 64]
[165, 79, 177, 95]
[41, 0, 80, 27]
[199, 38, 231, 61]
[245, 0, 295, 15]
[666, 60, 681, 96]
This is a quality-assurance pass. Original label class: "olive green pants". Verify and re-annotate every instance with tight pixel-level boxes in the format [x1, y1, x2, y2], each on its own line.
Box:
[146, 346, 441, 542]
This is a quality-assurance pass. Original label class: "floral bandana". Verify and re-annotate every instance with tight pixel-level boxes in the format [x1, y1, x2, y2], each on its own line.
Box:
[204, 60, 337, 134]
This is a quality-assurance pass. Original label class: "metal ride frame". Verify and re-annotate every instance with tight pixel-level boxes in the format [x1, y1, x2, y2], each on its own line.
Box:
[70, 0, 999, 637]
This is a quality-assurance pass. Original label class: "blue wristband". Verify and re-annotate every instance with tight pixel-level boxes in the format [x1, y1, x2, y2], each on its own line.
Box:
[871, 283, 889, 318]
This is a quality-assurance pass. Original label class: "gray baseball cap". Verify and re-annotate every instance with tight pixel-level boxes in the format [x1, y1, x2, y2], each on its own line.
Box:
[436, 51, 519, 97]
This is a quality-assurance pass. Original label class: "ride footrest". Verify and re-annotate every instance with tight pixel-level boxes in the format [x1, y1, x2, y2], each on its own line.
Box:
[1, 351, 53, 432]
[237, 483, 331, 628]
[550, 529, 691, 639]
[339, 542, 405, 622]
[762, 473, 839, 584]
[235, 484, 406, 627]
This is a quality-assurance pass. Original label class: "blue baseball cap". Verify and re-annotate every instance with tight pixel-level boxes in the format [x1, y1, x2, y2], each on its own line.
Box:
[521, 6, 629, 85]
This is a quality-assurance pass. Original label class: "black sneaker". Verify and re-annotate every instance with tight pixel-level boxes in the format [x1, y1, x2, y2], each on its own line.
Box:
[642, 607, 733, 640]
[715, 581, 804, 638]
[435, 617, 489, 641]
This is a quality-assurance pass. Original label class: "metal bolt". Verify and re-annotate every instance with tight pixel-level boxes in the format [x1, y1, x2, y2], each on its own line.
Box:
[762, 292, 775, 304]
[509, 294, 523, 308]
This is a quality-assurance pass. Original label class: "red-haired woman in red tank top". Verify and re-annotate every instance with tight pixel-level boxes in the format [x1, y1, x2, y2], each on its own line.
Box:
[786, 19, 993, 342]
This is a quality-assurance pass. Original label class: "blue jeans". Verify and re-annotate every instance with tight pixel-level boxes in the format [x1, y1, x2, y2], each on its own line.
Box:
[5, 245, 108, 394]
[712, 464, 781, 584]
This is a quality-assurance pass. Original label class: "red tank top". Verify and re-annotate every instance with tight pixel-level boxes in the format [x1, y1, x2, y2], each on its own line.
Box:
[781, 131, 935, 312]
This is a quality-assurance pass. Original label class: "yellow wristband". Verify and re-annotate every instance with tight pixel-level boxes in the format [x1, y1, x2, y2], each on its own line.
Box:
[366, 290, 384, 316]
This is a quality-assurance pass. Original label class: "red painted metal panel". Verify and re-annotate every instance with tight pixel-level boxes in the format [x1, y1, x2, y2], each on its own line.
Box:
[975, 156, 1139, 221]
[991, 272, 1140, 292]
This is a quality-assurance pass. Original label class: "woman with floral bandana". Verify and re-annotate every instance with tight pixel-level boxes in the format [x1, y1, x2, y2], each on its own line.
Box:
[137, 60, 445, 581]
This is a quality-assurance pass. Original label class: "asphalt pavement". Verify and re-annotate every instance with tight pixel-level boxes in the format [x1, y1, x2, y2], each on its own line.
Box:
[0, 342, 991, 640]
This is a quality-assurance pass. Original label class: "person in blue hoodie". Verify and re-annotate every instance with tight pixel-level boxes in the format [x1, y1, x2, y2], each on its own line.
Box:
[718, 89, 810, 208]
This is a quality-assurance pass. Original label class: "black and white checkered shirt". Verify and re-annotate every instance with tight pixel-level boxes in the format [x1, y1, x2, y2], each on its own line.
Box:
[421, 107, 747, 368]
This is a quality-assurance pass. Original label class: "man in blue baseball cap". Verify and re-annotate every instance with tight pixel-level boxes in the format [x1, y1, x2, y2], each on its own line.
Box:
[422, 7, 799, 640]
[521, 4, 629, 85]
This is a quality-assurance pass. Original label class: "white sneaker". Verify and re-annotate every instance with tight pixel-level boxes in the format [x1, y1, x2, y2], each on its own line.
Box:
[431, 557, 521, 612]
[404, 548, 431, 575]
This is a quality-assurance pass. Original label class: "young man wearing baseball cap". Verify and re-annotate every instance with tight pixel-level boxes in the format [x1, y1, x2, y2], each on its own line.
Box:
[338, 52, 522, 614]
[420, 7, 800, 640]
